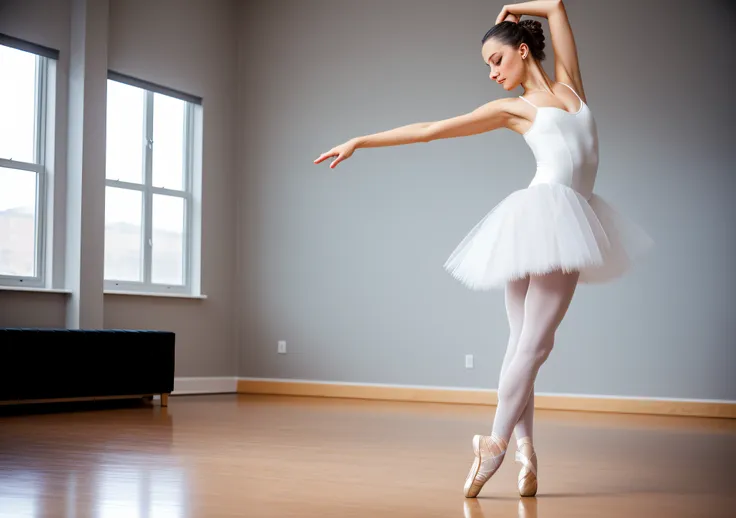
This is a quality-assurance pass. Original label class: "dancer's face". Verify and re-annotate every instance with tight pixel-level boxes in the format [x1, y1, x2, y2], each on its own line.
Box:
[481, 40, 528, 91]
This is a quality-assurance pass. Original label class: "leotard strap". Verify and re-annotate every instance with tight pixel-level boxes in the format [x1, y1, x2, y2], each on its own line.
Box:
[519, 96, 537, 108]
[557, 82, 583, 105]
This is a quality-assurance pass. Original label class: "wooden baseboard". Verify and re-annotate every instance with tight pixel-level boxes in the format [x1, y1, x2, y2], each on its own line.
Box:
[530, 393, 736, 419]
[237, 379, 736, 419]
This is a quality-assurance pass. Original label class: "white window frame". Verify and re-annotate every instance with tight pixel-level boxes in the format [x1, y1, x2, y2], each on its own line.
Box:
[104, 72, 202, 296]
[0, 34, 58, 289]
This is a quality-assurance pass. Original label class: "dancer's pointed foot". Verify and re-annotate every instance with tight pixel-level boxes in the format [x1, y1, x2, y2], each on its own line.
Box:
[463, 434, 507, 498]
[515, 437, 538, 497]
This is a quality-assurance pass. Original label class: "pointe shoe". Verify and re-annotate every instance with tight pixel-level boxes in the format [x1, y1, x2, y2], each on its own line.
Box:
[515, 437, 538, 497]
[463, 434, 506, 498]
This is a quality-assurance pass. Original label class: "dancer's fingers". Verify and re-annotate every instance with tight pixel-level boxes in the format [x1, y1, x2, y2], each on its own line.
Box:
[314, 150, 337, 164]
[330, 153, 345, 168]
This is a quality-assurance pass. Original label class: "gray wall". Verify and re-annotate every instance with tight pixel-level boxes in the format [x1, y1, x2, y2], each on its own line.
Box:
[1, 0, 733, 401]
[237, 0, 736, 401]
[0, 0, 239, 378]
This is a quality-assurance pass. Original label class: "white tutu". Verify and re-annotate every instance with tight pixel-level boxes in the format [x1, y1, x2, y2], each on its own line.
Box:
[443, 183, 653, 290]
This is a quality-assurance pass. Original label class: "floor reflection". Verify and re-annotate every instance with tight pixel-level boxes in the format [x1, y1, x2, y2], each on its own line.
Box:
[464, 497, 538, 518]
[0, 470, 40, 518]
[0, 456, 187, 518]
[148, 467, 185, 518]
[97, 469, 142, 518]
[96, 458, 186, 518]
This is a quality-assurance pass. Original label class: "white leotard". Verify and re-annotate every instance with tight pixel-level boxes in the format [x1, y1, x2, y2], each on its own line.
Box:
[519, 83, 599, 200]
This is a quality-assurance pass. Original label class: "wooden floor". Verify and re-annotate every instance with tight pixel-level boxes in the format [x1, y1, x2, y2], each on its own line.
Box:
[0, 394, 734, 518]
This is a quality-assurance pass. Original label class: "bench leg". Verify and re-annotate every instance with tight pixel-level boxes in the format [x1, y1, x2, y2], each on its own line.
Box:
[160, 393, 169, 407]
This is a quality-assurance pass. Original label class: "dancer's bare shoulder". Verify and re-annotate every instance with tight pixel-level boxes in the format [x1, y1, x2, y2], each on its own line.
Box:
[501, 97, 539, 136]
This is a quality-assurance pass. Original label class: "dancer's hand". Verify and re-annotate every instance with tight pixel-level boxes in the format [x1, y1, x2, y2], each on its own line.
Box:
[314, 140, 357, 169]
[496, 5, 520, 24]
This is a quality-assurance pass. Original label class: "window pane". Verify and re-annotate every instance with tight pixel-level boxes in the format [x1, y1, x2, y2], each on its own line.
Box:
[0, 167, 38, 277]
[106, 80, 145, 183]
[152, 195, 184, 286]
[0, 45, 37, 163]
[152, 93, 186, 191]
[104, 187, 143, 282]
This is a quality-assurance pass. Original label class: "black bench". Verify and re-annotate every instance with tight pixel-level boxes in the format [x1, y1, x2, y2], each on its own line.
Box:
[0, 328, 175, 407]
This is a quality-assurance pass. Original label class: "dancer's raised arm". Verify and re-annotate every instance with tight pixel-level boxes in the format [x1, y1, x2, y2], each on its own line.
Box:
[496, 1, 585, 99]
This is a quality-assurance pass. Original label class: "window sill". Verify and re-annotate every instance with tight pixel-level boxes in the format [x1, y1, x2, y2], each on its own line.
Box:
[103, 290, 207, 300]
[0, 286, 72, 295]
[0, 287, 207, 300]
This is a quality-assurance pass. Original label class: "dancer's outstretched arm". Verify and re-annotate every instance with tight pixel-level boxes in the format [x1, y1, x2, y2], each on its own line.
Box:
[496, 0, 584, 98]
[314, 98, 514, 169]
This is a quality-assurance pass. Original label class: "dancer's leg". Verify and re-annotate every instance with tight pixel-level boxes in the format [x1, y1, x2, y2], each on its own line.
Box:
[498, 276, 538, 496]
[464, 278, 528, 499]
[491, 269, 579, 443]
[514, 391, 535, 441]
[498, 277, 534, 443]
[464, 270, 578, 498]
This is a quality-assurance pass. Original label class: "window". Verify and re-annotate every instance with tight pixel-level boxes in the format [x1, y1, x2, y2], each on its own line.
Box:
[0, 35, 57, 288]
[104, 73, 202, 295]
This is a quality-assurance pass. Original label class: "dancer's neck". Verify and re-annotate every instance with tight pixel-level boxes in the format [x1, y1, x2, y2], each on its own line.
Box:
[521, 63, 554, 95]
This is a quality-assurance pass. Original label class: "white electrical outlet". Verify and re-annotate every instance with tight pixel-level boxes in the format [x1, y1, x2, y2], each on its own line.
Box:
[465, 354, 474, 369]
[278, 340, 287, 354]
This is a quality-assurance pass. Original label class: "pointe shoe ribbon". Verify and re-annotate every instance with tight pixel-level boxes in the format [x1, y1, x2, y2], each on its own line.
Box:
[515, 441, 538, 497]
[514, 450, 537, 476]
[463, 434, 506, 498]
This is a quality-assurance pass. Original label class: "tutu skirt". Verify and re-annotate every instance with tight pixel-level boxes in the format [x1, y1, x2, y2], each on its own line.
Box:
[443, 183, 653, 290]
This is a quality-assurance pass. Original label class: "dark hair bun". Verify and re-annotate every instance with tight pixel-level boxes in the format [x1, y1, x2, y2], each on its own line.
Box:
[481, 19, 547, 62]
[518, 20, 546, 61]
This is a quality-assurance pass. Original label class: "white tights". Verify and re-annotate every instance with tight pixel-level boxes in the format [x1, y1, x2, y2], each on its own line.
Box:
[491, 270, 580, 445]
